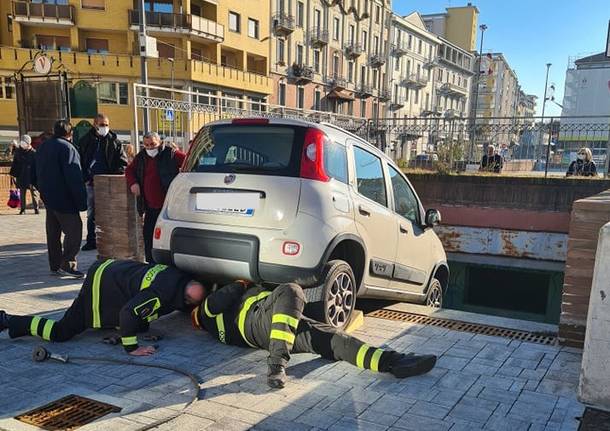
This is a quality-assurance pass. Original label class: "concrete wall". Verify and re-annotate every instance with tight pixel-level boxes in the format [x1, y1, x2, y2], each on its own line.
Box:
[578, 222, 610, 409]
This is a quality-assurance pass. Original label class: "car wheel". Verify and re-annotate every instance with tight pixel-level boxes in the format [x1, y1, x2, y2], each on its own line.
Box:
[304, 260, 356, 329]
[425, 278, 443, 308]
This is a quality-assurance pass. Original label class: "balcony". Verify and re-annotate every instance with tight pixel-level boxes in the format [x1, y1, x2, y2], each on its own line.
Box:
[129, 11, 224, 43]
[345, 43, 364, 58]
[12, 1, 75, 26]
[356, 83, 373, 98]
[444, 109, 462, 119]
[390, 98, 406, 109]
[391, 43, 408, 57]
[424, 57, 439, 69]
[402, 73, 428, 88]
[326, 74, 348, 90]
[291, 63, 314, 84]
[440, 82, 468, 97]
[369, 53, 386, 68]
[378, 87, 391, 102]
[273, 13, 295, 36]
[308, 28, 329, 47]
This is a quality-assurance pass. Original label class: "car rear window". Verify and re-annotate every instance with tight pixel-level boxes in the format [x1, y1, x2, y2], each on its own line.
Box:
[184, 124, 307, 177]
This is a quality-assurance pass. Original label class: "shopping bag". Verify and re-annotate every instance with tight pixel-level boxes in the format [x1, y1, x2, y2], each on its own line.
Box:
[7, 188, 20, 209]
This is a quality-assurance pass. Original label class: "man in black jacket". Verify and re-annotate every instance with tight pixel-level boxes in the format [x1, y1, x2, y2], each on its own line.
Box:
[36, 120, 87, 278]
[0, 259, 205, 356]
[480, 144, 503, 173]
[10, 134, 39, 215]
[193, 281, 437, 388]
[79, 114, 128, 251]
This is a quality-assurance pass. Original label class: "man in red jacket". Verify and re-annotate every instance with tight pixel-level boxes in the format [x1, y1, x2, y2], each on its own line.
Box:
[126, 132, 186, 262]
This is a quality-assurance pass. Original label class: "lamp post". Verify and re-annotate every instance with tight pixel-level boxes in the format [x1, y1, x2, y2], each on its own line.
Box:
[469, 24, 487, 162]
[541, 63, 552, 176]
[168, 57, 175, 145]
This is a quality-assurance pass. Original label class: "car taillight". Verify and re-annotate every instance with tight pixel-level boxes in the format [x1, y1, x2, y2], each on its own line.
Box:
[154, 227, 162, 240]
[300, 128, 330, 182]
[282, 241, 301, 256]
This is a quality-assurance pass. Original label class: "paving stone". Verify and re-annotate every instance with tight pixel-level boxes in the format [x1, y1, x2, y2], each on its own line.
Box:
[431, 389, 465, 409]
[437, 355, 470, 371]
[483, 414, 531, 431]
[408, 400, 451, 420]
[369, 394, 416, 416]
[295, 408, 342, 429]
[393, 413, 452, 431]
[477, 387, 518, 405]
[436, 372, 479, 391]
[478, 375, 514, 390]
[449, 396, 498, 423]
[358, 409, 400, 427]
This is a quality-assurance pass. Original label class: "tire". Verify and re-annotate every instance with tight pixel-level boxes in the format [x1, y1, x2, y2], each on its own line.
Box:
[425, 278, 443, 308]
[304, 259, 356, 329]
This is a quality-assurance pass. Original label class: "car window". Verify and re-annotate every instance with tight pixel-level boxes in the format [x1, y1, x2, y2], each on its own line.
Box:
[389, 165, 419, 224]
[353, 146, 387, 207]
[324, 141, 347, 183]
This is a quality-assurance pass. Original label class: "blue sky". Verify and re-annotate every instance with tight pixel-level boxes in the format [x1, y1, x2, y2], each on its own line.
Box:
[394, 0, 610, 116]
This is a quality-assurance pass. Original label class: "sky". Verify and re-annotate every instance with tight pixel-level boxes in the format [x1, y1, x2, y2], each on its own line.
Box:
[394, 0, 610, 116]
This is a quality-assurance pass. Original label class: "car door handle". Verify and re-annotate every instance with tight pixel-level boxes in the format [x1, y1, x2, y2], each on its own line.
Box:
[358, 205, 371, 217]
[400, 224, 409, 234]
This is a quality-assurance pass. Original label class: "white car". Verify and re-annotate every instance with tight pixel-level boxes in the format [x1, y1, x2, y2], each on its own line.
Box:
[153, 118, 448, 327]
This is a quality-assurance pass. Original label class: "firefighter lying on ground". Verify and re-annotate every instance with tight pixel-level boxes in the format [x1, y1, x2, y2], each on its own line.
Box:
[0, 259, 205, 356]
[192, 280, 437, 388]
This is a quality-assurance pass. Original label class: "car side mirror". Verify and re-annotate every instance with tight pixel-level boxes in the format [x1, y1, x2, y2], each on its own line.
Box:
[425, 209, 441, 228]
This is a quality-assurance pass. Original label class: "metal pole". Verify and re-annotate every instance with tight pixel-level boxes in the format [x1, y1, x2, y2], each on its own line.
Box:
[469, 24, 486, 162]
[139, 0, 149, 133]
[540, 63, 551, 170]
[545, 117, 554, 178]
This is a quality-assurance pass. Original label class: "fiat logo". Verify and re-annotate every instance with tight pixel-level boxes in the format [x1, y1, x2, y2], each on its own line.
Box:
[224, 174, 236, 185]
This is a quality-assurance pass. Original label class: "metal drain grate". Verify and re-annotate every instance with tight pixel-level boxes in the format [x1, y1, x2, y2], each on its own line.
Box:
[578, 407, 610, 431]
[366, 309, 558, 345]
[15, 394, 121, 430]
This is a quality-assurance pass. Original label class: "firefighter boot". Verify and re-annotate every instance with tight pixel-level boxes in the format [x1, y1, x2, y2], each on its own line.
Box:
[0, 310, 9, 333]
[267, 364, 287, 389]
[388, 352, 437, 378]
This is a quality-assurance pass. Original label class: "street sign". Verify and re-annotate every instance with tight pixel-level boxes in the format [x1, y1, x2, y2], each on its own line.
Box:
[33, 55, 52, 75]
[165, 109, 174, 121]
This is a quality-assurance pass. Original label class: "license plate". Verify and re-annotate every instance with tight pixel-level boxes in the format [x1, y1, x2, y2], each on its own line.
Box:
[196, 192, 260, 217]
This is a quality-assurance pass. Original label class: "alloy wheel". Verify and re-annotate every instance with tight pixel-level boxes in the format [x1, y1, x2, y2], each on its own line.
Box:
[326, 271, 354, 327]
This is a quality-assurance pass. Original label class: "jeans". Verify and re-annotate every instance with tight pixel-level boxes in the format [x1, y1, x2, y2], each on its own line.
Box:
[85, 183, 95, 244]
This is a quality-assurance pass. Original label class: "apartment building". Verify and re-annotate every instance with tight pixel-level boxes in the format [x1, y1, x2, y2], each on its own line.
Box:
[473, 53, 518, 119]
[0, 0, 272, 142]
[433, 37, 473, 118]
[421, 3, 478, 52]
[267, 0, 392, 119]
[517, 90, 537, 121]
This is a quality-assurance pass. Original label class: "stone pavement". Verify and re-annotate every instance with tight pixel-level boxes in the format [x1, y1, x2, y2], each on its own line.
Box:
[0, 212, 585, 430]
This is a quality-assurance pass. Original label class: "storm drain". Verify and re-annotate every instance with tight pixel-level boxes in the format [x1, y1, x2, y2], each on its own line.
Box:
[15, 394, 121, 430]
[578, 407, 610, 431]
[366, 309, 558, 346]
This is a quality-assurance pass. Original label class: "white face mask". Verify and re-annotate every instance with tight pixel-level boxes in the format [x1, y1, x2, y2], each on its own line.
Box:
[19, 142, 29, 149]
[577, 154, 585, 161]
[146, 148, 159, 158]
[97, 126, 110, 137]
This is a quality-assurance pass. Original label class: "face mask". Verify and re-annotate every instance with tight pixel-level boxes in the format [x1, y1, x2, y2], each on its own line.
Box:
[146, 148, 159, 158]
[19, 142, 29, 149]
[97, 126, 110, 137]
[577, 155, 585, 161]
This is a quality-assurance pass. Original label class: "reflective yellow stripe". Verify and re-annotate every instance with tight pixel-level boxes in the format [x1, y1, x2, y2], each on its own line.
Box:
[272, 313, 299, 329]
[216, 314, 226, 343]
[29, 316, 41, 336]
[270, 329, 296, 344]
[356, 344, 370, 369]
[370, 348, 384, 372]
[238, 291, 271, 348]
[140, 265, 168, 290]
[41, 320, 55, 341]
[92, 259, 114, 328]
[121, 336, 138, 346]
[204, 299, 217, 318]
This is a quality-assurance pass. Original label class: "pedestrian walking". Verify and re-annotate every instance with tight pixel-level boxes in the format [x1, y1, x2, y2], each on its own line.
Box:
[125, 132, 186, 263]
[35, 120, 87, 278]
[0, 259, 204, 356]
[193, 281, 437, 388]
[9, 135, 39, 215]
[79, 113, 127, 251]
[566, 147, 597, 177]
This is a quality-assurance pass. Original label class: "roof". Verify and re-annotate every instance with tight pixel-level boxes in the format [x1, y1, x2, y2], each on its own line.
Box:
[575, 52, 610, 65]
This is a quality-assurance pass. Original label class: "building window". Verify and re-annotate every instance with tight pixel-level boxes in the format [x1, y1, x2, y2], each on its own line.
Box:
[405, 87, 409, 102]
[373, 35, 379, 55]
[363, 0, 368, 14]
[360, 65, 366, 85]
[360, 100, 366, 117]
[348, 61, 354, 82]
[418, 39, 422, 54]
[297, 86, 305, 109]
[98, 82, 128, 105]
[85, 38, 108, 54]
[375, 5, 381, 23]
[394, 57, 400, 72]
[362, 30, 367, 51]
[414, 89, 419, 104]
[229, 11, 240, 33]
[314, 89, 321, 110]
[314, 9, 322, 28]
[82, 0, 105, 9]
[0, 77, 15, 100]
[425, 93, 430, 110]
[248, 18, 259, 39]
[333, 17, 340, 40]
[296, 44, 304, 65]
[313, 49, 321, 73]
[373, 103, 378, 120]
[278, 81, 286, 106]
[158, 42, 174, 58]
[333, 54, 340, 76]
[296, 1, 304, 27]
[408, 34, 412, 49]
[36, 34, 70, 51]
[348, 100, 354, 116]
[278, 38, 285, 64]
[349, 25, 355, 43]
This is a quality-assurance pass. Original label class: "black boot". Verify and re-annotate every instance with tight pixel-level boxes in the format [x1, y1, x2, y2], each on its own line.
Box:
[388, 353, 437, 378]
[267, 364, 287, 389]
[0, 310, 9, 333]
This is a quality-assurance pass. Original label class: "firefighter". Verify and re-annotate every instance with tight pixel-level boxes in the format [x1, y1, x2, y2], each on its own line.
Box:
[0, 259, 204, 356]
[192, 281, 437, 388]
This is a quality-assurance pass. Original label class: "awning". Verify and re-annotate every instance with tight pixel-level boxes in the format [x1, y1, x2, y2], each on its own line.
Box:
[328, 90, 355, 101]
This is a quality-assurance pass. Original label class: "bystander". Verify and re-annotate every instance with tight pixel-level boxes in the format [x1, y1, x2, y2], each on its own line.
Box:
[9, 135, 39, 215]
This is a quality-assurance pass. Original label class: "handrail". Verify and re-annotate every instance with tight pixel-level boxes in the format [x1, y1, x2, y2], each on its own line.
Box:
[12, 0, 74, 22]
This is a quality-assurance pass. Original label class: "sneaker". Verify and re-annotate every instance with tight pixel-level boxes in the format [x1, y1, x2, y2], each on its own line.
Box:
[57, 268, 85, 279]
[267, 364, 287, 389]
[389, 353, 437, 379]
[0, 310, 8, 332]
[81, 242, 97, 251]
